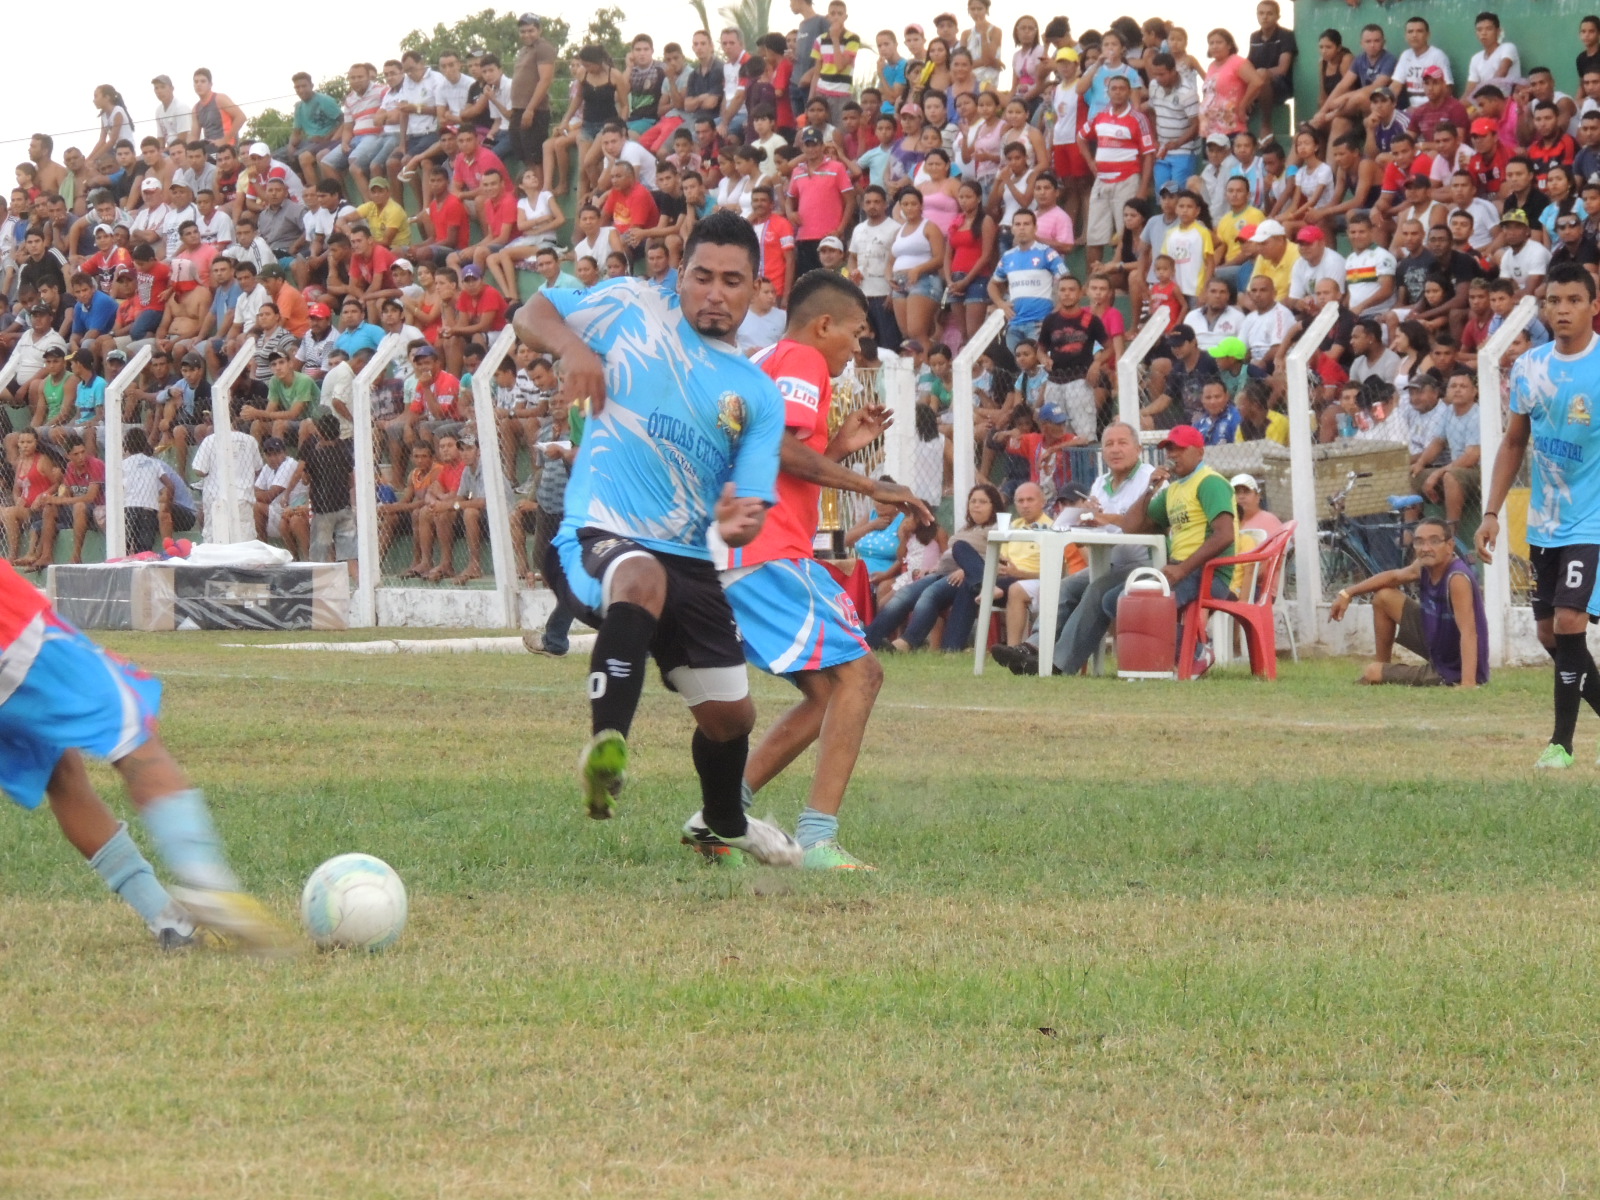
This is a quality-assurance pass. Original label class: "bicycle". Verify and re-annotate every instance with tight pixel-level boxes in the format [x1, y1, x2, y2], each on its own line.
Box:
[1317, 469, 1534, 601]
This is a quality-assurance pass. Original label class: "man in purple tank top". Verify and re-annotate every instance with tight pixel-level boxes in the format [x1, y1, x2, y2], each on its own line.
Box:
[1328, 516, 1489, 687]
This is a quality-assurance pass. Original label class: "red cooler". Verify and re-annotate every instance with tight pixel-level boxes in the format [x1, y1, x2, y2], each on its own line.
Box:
[1116, 567, 1177, 680]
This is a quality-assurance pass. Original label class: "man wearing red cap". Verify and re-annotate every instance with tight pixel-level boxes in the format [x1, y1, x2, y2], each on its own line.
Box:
[1406, 67, 1469, 147]
[1286, 225, 1345, 319]
[298, 302, 339, 381]
[1467, 117, 1511, 197]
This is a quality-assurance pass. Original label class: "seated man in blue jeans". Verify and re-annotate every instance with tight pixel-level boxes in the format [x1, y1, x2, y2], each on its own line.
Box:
[1094, 423, 1236, 668]
[997, 422, 1156, 675]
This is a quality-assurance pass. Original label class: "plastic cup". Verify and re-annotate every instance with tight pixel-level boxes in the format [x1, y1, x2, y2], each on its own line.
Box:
[996, 513, 1013, 532]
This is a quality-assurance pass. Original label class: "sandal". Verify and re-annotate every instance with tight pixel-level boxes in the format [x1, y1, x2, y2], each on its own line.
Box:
[452, 568, 484, 585]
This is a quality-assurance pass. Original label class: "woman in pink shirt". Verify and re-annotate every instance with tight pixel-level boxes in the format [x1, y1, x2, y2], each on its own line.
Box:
[1202, 28, 1264, 138]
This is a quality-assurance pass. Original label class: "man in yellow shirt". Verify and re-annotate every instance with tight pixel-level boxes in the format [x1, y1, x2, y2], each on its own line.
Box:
[356, 177, 412, 249]
[1245, 218, 1299, 303]
[1099, 424, 1237, 670]
[1214, 176, 1265, 291]
[996, 482, 1055, 646]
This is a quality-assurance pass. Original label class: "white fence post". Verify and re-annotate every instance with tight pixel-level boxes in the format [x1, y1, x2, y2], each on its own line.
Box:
[1477, 293, 1538, 669]
[878, 354, 916, 485]
[208, 336, 256, 544]
[470, 324, 520, 629]
[1285, 301, 1342, 644]
[101, 344, 153, 559]
[351, 333, 405, 628]
[951, 308, 1008, 510]
[1117, 308, 1170, 431]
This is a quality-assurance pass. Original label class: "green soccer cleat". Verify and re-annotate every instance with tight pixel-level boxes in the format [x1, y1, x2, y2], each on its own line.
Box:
[801, 838, 877, 871]
[578, 729, 628, 819]
[1536, 744, 1575, 770]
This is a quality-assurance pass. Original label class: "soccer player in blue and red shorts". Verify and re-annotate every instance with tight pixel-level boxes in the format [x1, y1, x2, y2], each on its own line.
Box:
[0, 559, 289, 950]
[1480, 261, 1600, 767]
[689, 270, 931, 868]
[512, 210, 804, 866]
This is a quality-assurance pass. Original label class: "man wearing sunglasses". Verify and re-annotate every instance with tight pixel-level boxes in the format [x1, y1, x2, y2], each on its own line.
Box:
[1329, 515, 1487, 689]
[1548, 212, 1600, 290]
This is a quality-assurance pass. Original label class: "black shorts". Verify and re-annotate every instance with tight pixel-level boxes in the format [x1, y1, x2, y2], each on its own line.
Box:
[545, 526, 745, 680]
[1529, 543, 1600, 620]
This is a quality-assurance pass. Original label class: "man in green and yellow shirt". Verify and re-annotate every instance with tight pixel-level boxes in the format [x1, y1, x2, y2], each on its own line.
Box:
[1127, 424, 1238, 607]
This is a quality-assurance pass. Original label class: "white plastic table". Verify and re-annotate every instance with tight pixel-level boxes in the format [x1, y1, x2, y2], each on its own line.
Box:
[972, 526, 1168, 677]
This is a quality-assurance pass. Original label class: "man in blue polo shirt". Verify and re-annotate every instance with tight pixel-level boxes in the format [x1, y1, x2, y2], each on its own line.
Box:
[987, 208, 1068, 351]
[68, 273, 118, 352]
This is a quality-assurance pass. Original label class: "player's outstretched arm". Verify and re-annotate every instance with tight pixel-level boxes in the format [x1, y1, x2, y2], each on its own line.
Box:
[511, 294, 608, 414]
[777, 433, 934, 525]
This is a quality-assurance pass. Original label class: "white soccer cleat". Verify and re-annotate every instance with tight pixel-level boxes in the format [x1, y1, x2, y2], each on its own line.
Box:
[722, 815, 802, 868]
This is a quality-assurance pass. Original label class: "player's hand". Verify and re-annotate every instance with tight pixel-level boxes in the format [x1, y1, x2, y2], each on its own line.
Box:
[834, 404, 892, 454]
[559, 344, 607, 416]
[872, 479, 933, 526]
[1475, 511, 1498, 564]
[715, 482, 766, 547]
[1329, 592, 1349, 621]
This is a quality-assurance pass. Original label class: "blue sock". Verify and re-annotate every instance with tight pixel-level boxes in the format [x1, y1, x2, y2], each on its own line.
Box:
[794, 808, 838, 850]
[89, 824, 191, 935]
[740, 780, 754, 811]
[140, 789, 238, 892]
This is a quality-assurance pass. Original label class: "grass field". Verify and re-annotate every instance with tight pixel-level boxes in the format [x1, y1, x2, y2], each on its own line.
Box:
[4, 634, 1600, 1199]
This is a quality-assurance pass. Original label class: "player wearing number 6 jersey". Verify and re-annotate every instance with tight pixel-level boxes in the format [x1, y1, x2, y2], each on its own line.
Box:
[1479, 262, 1600, 768]
[689, 270, 931, 869]
[0, 559, 289, 952]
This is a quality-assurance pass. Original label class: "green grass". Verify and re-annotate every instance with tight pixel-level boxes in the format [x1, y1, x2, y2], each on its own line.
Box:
[4, 636, 1600, 1198]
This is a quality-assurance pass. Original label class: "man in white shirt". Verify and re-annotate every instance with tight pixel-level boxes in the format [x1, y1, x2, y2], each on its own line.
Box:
[594, 124, 658, 190]
[253, 436, 301, 546]
[1465, 13, 1520, 90]
[1344, 211, 1397, 316]
[151, 75, 192, 147]
[846, 184, 898, 346]
[191, 427, 265, 543]
[1392, 15, 1453, 109]
[195, 190, 235, 247]
[1183, 277, 1247, 351]
[128, 178, 170, 250]
[1448, 169, 1501, 250]
[1497, 209, 1551, 297]
[5, 304, 69, 401]
[1287, 226, 1347, 317]
[1240, 273, 1297, 369]
[160, 182, 200, 260]
[736, 276, 787, 353]
[388, 52, 447, 178]
[434, 51, 474, 127]
[1001, 422, 1156, 677]
[1348, 317, 1402, 385]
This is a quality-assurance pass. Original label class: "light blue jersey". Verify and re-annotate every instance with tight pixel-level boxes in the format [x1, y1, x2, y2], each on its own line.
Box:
[544, 278, 785, 560]
[1509, 333, 1600, 546]
[993, 243, 1068, 327]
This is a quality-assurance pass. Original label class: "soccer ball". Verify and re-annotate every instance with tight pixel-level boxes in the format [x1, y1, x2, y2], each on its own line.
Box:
[300, 853, 408, 951]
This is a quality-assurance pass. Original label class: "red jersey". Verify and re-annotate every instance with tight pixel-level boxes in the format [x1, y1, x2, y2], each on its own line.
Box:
[83, 247, 134, 292]
[1469, 146, 1510, 196]
[0, 558, 50, 665]
[1528, 135, 1576, 188]
[755, 214, 796, 297]
[427, 194, 471, 249]
[725, 339, 831, 568]
[456, 285, 508, 331]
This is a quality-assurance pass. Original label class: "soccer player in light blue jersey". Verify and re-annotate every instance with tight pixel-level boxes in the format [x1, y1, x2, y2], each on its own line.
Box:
[1480, 262, 1600, 768]
[511, 210, 802, 865]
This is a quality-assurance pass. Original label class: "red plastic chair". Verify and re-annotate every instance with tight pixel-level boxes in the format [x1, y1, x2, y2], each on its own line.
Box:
[1177, 522, 1298, 681]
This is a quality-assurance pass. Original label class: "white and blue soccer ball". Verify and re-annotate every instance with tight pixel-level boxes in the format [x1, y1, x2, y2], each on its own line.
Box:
[300, 853, 408, 951]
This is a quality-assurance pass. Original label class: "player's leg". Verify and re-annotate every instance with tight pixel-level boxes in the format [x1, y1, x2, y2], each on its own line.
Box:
[547, 533, 666, 818]
[721, 559, 877, 867]
[112, 733, 292, 952]
[1371, 586, 1407, 662]
[1531, 545, 1600, 766]
[679, 682, 801, 868]
[45, 749, 198, 947]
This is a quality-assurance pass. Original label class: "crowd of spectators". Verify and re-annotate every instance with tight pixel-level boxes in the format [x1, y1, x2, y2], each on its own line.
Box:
[0, 2, 1568, 672]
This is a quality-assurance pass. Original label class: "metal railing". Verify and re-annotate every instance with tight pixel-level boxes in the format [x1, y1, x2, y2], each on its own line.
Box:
[208, 336, 257, 544]
[1477, 293, 1539, 668]
[101, 344, 153, 559]
[1117, 308, 1169, 431]
[469, 324, 520, 628]
[951, 308, 1007, 507]
[1284, 301, 1342, 642]
[350, 333, 406, 627]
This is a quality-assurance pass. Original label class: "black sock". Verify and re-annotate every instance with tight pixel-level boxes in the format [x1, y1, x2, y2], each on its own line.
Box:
[588, 602, 656, 738]
[693, 730, 749, 840]
[1553, 632, 1589, 754]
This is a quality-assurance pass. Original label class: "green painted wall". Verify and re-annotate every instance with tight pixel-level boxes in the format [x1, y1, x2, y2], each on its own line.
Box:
[1292, 0, 1598, 130]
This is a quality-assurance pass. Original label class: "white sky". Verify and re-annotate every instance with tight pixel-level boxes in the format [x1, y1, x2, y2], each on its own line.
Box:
[3, 0, 1258, 161]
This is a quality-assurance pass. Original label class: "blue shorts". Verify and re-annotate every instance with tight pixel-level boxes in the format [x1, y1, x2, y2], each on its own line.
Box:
[722, 557, 869, 676]
[0, 614, 162, 809]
